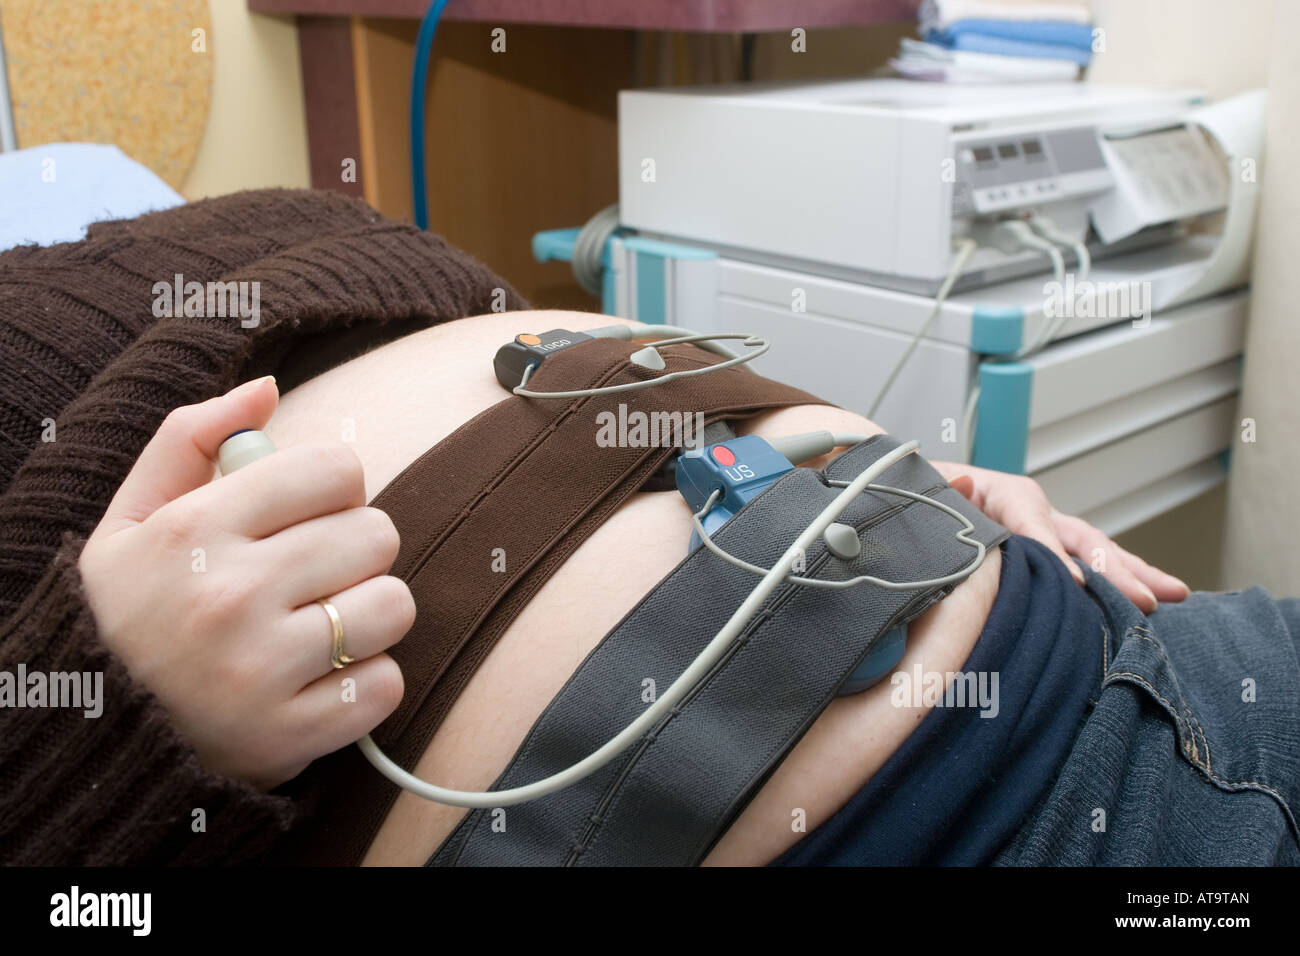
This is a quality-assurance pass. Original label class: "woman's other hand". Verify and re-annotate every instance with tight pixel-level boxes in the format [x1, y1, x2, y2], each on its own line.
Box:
[933, 461, 1191, 613]
[77, 377, 414, 790]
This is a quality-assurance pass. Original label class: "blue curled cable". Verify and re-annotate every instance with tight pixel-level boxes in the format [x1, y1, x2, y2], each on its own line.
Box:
[410, 0, 450, 230]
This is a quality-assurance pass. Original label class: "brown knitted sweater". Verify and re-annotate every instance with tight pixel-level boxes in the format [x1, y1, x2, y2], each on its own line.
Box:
[0, 189, 527, 865]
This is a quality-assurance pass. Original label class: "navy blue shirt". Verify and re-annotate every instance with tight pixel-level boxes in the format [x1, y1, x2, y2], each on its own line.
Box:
[773, 534, 1104, 866]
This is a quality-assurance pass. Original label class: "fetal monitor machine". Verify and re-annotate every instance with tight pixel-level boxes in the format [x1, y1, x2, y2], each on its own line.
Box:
[535, 79, 1266, 536]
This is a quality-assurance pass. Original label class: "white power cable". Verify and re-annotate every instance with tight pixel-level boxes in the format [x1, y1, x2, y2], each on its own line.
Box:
[960, 385, 981, 465]
[1020, 214, 1091, 357]
[961, 220, 1069, 462]
[1027, 214, 1091, 284]
[867, 238, 978, 420]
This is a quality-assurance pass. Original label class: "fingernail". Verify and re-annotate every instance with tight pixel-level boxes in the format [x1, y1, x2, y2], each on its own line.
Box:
[1140, 584, 1158, 611]
[949, 474, 974, 495]
[228, 375, 276, 396]
[1175, 578, 1191, 598]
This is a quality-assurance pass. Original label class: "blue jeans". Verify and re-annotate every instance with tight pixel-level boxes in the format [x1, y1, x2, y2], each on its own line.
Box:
[776, 534, 1300, 866]
[775, 534, 1106, 866]
[996, 563, 1300, 865]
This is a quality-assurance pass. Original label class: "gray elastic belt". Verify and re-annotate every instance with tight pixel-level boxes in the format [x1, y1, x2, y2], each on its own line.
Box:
[430, 435, 1009, 866]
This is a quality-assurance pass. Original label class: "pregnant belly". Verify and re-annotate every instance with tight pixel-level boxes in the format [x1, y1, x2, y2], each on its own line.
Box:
[263, 310, 1001, 866]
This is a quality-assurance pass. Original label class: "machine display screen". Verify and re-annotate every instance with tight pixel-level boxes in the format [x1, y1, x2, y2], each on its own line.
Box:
[956, 124, 1110, 216]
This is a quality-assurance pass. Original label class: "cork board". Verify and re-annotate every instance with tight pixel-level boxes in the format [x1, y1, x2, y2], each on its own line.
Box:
[0, 0, 213, 190]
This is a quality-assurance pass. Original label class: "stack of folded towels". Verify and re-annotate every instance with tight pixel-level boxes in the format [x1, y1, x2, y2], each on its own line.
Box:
[893, 0, 1095, 83]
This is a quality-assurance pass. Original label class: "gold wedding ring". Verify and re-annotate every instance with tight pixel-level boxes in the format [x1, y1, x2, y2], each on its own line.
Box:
[318, 599, 355, 669]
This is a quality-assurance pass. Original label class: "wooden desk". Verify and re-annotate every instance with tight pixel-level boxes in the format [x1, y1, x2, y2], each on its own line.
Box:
[248, 0, 915, 307]
[250, 1, 916, 30]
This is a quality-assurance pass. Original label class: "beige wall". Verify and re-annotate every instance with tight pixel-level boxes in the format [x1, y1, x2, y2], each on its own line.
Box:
[1088, 0, 1275, 97]
[1086, 0, 1280, 592]
[182, 0, 310, 199]
[1221, 1, 1300, 597]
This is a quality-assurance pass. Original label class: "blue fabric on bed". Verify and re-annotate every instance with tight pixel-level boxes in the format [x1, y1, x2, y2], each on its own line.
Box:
[0, 143, 184, 251]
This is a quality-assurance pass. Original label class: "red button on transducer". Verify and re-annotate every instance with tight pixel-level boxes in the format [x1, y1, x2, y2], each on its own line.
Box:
[712, 445, 736, 467]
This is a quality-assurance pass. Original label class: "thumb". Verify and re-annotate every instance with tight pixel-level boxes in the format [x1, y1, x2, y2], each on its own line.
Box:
[95, 376, 279, 536]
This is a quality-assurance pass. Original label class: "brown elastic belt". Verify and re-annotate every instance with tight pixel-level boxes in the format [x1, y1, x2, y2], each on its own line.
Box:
[275, 336, 825, 865]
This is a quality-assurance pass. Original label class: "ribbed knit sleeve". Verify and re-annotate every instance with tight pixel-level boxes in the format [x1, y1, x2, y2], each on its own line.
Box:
[0, 535, 300, 865]
[0, 189, 530, 864]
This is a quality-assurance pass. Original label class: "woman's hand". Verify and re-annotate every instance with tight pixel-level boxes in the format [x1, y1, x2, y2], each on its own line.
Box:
[78, 377, 415, 790]
[932, 461, 1190, 613]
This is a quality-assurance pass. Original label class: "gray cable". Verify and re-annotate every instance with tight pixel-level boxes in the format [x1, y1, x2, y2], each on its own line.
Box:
[988, 224, 1065, 359]
[358, 439, 956, 807]
[1018, 215, 1091, 357]
[688, 430, 982, 590]
[584, 322, 738, 360]
[962, 221, 1070, 463]
[513, 331, 769, 400]
[764, 430, 871, 465]
[867, 238, 978, 420]
[689, 480, 985, 592]
[572, 204, 621, 296]
[960, 384, 981, 464]
[764, 430, 836, 465]
[1027, 214, 1091, 282]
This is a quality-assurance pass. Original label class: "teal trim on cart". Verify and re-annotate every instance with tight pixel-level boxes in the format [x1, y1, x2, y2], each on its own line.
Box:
[973, 362, 1033, 474]
[622, 236, 716, 324]
[532, 227, 581, 264]
[619, 236, 717, 261]
[970, 305, 1024, 355]
[533, 226, 619, 313]
[602, 267, 615, 314]
[530, 228, 716, 322]
[634, 249, 666, 324]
